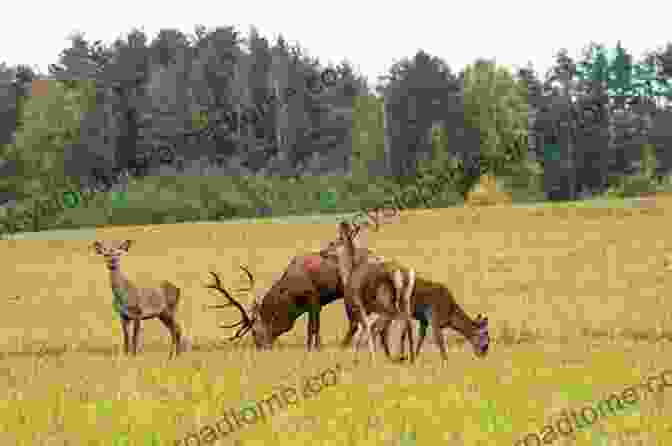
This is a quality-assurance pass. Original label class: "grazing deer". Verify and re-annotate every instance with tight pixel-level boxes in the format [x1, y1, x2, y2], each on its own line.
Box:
[348, 276, 491, 361]
[205, 243, 389, 351]
[323, 221, 416, 362]
[93, 240, 183, 358]
[203, 212, 401, 352]
[205, 254, 356, 351]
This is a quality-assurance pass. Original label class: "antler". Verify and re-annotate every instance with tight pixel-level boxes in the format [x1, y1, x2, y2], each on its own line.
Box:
[205, 271, 254, 342]
[236, 265, 255, 293]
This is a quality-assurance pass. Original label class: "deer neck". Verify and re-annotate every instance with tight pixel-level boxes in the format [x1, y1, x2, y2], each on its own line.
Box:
[447, 300, 478, 339]
[105, 255, 132, 317]
[105, 255, 128, 290]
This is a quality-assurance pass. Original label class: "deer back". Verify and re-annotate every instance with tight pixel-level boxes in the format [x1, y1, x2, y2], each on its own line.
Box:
[411, 277, 461, 327]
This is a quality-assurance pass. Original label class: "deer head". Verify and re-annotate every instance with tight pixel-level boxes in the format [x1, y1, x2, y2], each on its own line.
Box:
[320, 221, 365, 285]
[93, 240, 133, 270]
[93, 239, 133, 256]
[205, 266, 278, 350]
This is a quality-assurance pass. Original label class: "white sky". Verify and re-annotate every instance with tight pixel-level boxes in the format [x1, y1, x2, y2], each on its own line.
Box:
[2, 0, 672, 92]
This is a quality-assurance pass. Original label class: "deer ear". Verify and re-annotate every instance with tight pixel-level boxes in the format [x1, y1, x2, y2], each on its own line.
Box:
[120, 240, 133, 251]
[92, 241, 103, 254]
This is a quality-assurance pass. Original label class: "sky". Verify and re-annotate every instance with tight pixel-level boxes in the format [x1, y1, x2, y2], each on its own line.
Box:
[2, 0, 672, 92]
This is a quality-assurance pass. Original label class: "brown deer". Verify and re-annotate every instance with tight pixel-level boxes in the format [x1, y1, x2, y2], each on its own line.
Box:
[323, 221, 417, 362]
[93, 240, 183, 358]
[347, 276, 491, 361]
[327, 223, 491, 361]
[205, 243, 390, 352]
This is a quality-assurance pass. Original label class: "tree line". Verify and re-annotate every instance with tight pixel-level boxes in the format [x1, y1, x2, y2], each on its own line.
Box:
[2, 26, 672, 229]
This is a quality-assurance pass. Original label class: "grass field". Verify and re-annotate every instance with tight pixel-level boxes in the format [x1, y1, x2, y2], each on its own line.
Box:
[1, 199, 671, 445]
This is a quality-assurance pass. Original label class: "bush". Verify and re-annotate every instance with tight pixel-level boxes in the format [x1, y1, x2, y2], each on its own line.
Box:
[608, 174, 659, 198]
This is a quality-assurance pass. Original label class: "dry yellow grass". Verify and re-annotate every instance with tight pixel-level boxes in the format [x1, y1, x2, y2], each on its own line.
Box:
[1, 203, 672, 445]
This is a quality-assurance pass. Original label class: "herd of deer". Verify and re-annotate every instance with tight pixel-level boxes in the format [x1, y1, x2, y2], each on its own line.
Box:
[93, 220, 490, 362]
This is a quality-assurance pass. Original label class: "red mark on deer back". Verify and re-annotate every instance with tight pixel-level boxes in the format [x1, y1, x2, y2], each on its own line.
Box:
[303, 255, 323, 273]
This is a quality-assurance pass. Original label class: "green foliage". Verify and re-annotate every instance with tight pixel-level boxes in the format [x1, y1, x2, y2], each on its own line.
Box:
[350, 94, 386, 181]
[0, 80, 98, 235]
[641, 142, 658, 179]
[576, 41, 672, 100]
[605, 143, 661, 198]
[496, 158, 545, 202]
[576, 43, 610, 90]
[462, 59, 529, 170]
[404, 123, 465, 207]
[457, 59, 530, 197]
[1, 79, 97, 204]
[607, 174, 657, 198]
[0, 173, 403, 233]
[191, 110, 209, 132]
[608, 41, 634, 96]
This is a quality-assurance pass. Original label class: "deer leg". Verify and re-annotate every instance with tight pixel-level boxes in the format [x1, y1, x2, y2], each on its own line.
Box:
[340, 303, 358, 348]
[313, 307, 322, 351]
[345, 290, 374, 358]
[416, 320, 429, 358]
[306, 311, 314, 351]
[306, 303, 321, 351]
[131, 319, 141, 355]
[120, 317, 130, 355]
[173, 317, 183, 357]
[375, 317, 394, 358]
[431, 314, 448, 361]
[159, 312, 182, 359]
[406, 316, 415, 364]
[361, 312, 376, 359]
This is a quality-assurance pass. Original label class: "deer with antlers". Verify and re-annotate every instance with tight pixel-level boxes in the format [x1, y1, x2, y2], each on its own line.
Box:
[205, 249, 380, 351]
[93, 240, 184, 358]
[202, 211, 410, 354]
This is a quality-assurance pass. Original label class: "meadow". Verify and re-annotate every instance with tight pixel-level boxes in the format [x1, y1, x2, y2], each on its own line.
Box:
[1, 200, 671, 445]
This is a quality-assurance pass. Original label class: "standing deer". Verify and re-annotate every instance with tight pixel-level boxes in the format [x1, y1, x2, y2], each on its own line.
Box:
[324, 221, 417, 362]
[93, 240, 183, 358]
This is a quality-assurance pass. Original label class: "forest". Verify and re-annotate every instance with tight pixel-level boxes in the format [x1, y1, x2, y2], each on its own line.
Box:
[1, 25, 672, 232]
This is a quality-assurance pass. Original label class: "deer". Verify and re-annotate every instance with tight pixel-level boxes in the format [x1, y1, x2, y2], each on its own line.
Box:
[370, 277, 490, 360]
[338, 267, 491, 361]
[326, 223, 491, 361]
[201, 214, 403, 353]
[204, 246, 389, 351]
[322, 221, 417, 362]
[93, 240, 184, 358]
